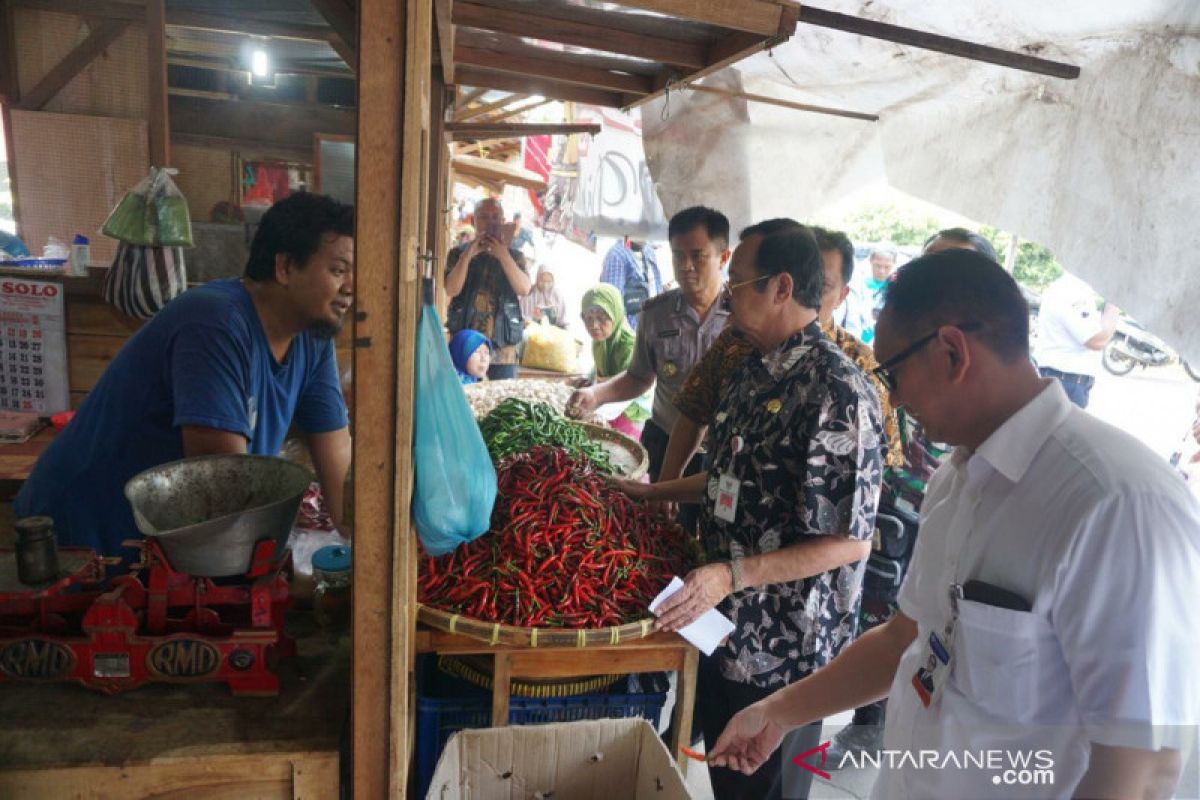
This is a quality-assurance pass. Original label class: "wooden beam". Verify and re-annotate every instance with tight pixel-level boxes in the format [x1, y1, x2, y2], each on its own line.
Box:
[169, 95, 355, 149]
[311, 0, 358, 71]
[17, 18, 130, 111]
[353, 0, 402, 793]
[389, 0, 430, 793]
[167, 10, 338, 44]
[687, 83, 878, 121]
[454, 86, 487, 111]
[453, 1, 706, 70]
[455, 45, 652, 95]
[799, 5, 1081, 80]
[475, 97, 553, 123]
[456, 28, 661, 77]
[166, 86, 236, 102]
[326, 33, 357, 71]
[455, 66, 624, 108]
[166, 54, 353, 80]
[10, 0, 142, 21]
[434, 0, 453, 84]
[171, 132, 312, 163]
[451, 154, 548, 192]
[604, 0, 791, 37]
[147, 0, 169, 166]
[625, 5, 797, 111]
[0, 0, 19, 105]
[452, 91, 523, 122]
[445, 121, 601, 140]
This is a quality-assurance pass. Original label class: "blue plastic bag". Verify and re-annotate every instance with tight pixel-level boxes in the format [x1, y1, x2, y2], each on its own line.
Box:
[413, 303, 497, 555]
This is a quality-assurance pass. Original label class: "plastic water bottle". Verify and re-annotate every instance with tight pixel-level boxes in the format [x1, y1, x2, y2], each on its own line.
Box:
[70, 234, 90, 277]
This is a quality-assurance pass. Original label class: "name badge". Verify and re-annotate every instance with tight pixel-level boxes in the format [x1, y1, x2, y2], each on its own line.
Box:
[715, 473, 740, 523]
[911, 631, 953, 708]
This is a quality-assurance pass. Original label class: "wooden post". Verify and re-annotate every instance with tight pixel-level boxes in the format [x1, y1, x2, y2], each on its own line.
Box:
[427, 74, 451, 314]
[353, 0, 431, 794]
[145, 0, 169, 166]
[352, 0, 402, 795]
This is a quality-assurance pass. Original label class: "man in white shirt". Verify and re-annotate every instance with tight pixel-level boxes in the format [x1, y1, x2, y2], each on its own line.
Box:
[708, 249, 1200, 799]
[1033, 271, 1119, 408]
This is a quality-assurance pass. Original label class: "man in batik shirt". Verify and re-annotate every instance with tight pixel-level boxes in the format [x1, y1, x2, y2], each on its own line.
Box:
[622, 222, 884, 799]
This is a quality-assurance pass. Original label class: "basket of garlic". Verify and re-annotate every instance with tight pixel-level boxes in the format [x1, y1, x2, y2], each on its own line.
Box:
[464, 379, 604, 424]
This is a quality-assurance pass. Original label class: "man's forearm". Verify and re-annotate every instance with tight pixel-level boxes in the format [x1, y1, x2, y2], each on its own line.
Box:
[496, 249, 532, 296]
[660, 415, 707, 483]
[763, 614, 917, 730]
[741, 536, 871, 588]
[591, 371, 654, 406]
[445, 251, 472, 298]
[645, 471, 708, 503]
[308, 427, 352, 528]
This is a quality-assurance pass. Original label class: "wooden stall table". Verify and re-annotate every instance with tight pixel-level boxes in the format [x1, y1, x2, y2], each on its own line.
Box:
[0, 615, 349, 799]
[416, 626, 700, 774]
[0, 426, 55, 491]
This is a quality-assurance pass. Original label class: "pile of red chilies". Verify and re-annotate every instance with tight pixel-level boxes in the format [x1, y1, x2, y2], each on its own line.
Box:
[418, 446, 691, 628]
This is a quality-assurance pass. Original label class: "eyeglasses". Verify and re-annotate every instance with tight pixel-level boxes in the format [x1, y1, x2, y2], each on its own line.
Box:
[872, 322, 982, 392]
[720, 274, 773, 311]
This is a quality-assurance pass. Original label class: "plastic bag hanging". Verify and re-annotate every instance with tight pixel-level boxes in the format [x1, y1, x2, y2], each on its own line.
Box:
[102, 167, 194, 247]
[412, 302, 498, 555]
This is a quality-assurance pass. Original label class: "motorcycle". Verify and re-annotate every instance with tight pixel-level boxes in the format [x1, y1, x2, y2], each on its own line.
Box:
[1102, 317, 1200, 381]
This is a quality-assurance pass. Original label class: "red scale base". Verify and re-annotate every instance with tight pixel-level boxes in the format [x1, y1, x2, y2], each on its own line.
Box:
[0, 539, 294, 695]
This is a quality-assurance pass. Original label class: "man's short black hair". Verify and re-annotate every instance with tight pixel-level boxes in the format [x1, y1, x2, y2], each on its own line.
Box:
[925, 227, 999, 263]
[812, 226, 855, 285]
[668, 206, 730, 249]
[884, 249, 1029, 362]
[245, 192, 354, 281]
[753, 227, 823, 310]
[738, 217, 802, 242]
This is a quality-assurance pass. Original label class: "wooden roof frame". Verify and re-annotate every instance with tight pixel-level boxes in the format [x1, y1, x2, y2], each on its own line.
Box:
[440, 0, 801, 111]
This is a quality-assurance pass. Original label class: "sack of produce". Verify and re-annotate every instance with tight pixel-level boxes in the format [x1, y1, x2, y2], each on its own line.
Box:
[102, 167, 194, 247]
[521, 318, 579, 373]
[103, 242, 187, 319]
[413, 303, 498, 556]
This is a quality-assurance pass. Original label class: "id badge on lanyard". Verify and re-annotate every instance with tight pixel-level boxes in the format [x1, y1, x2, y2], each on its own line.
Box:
[911, 583, 963, 708]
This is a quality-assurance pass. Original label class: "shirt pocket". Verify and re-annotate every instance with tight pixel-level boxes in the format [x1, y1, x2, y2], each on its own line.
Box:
[951, 599, 1057, 724]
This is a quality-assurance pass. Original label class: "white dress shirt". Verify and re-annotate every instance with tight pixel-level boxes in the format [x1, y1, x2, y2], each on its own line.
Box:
[873, 381, 1200, 799]
[1034, 274, 1104, 377]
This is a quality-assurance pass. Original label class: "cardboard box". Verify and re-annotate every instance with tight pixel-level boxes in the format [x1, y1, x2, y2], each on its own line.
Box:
[425, 718, 693, 799]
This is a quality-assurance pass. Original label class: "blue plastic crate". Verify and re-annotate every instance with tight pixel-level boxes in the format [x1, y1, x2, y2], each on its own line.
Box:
[416, 690, 667, 799]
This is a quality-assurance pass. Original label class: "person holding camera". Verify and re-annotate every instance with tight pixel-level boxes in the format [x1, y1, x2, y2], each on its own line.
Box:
[445, 197, 532, 380]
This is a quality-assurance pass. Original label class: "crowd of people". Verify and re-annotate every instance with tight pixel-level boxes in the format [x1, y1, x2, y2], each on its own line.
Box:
[445, 195, 1200, 800]
[6, 182, 1194, 799]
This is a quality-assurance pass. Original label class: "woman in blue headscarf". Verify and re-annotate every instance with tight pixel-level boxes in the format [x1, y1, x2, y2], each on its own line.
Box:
[448, 329, 493, 384]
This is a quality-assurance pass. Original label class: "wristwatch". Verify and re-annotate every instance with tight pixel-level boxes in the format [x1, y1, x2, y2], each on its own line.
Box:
[728, 558, 747, 593]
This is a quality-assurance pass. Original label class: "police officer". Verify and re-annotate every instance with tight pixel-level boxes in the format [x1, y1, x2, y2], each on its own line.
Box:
[569, 206, 731, 480]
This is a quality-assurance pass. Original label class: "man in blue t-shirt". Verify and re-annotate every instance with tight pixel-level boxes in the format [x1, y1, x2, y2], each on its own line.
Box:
[16, 192, 354, 565]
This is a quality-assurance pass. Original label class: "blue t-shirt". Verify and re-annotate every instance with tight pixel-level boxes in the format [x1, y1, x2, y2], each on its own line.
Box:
[15, 279, 348, 561]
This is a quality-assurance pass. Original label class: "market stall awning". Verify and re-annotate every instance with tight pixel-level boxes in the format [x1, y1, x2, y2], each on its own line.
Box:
[640, 0, 1200, 360]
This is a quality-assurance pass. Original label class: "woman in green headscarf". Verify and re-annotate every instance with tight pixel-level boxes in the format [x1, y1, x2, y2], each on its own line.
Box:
[581, 284, 635, 378]
[580, 284, 646, 435]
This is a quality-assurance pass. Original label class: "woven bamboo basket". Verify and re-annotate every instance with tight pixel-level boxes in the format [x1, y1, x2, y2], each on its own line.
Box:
[575, 421, 649, 480]
[437, 654, 622, 697]
[417, 603, 658, 649]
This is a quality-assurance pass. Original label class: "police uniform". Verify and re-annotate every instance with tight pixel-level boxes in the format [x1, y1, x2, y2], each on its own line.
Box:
[626, 288, 729, 478]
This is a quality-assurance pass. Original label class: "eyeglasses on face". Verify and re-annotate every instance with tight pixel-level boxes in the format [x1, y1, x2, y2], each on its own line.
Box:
[720, 273, 773, 311]
[872, 321, 982, 392]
